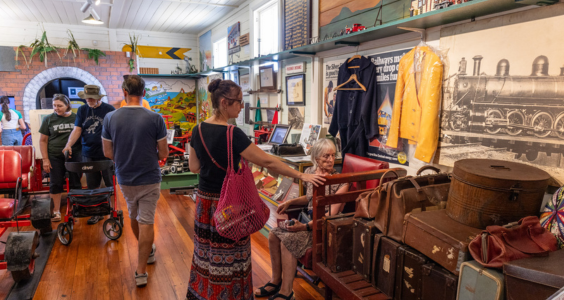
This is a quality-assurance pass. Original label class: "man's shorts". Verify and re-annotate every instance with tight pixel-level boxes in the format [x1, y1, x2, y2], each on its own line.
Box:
[119, 183, 160, 225]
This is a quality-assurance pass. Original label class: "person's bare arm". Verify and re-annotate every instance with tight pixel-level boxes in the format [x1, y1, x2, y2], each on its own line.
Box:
[40, 134, 51, 173]
[18, 119, 26, 131]
[328, 183, 350, 216]
[157, 138, 169, 160]
[62, 127, 82, 157]
[240, 143, 325, 186]
[276, 195, 308, 214]
[102, 139, 114, 160]
[188, 144, 200, 174]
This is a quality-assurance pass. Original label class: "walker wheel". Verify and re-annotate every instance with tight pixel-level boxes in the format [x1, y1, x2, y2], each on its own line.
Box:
[57, 223, 73, 246]
[103, 218, 122, 240]
[117, 211, 124, 228]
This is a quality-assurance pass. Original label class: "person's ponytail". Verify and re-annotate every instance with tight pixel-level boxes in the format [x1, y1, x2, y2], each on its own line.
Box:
[0, 96, 11, 122]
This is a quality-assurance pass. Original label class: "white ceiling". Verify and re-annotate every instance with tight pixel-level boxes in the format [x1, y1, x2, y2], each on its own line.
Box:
[0, 0, 244, 34]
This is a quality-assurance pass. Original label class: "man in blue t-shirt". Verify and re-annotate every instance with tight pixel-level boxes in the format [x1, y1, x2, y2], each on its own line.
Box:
[63, 85, 116, 225]
[102, 75, 168, 287]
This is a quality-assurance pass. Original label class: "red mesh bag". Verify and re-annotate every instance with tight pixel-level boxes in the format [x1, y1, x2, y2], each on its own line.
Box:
[200, 125, 270, 241]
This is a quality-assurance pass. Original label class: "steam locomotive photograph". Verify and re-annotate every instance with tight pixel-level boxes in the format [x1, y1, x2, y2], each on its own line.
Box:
[437, 9, 564, 183]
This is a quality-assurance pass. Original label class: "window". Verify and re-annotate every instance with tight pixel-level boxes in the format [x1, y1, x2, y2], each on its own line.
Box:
[254, 0, 279, 57]
[213, 37, 227, 68]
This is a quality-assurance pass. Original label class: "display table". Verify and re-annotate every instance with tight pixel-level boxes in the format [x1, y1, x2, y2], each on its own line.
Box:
[160, 172, 199, 190]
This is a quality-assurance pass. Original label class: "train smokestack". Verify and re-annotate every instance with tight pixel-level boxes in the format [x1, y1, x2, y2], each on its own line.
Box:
[459, 57, 467, 75]
[531, 55, 549, 76]
[473, 55, 483, 76]
[496, 59, 510, 76]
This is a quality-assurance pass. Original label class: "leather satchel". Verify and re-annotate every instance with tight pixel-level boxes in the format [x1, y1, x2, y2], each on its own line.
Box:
[270, 143, 306, 156]
[375, 166, 450, 242]
[469, 216, 558, 268]
[354, 170, 400, 219]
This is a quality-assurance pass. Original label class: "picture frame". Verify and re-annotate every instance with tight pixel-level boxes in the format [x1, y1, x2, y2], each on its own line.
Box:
[68, 87, 84, 99]
[240, 73, 250, 95]
[259, 65, 277, 91]
[286, 74, 306, 106]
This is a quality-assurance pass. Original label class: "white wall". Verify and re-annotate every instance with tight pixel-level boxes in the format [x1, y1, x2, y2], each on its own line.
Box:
[0, 19, 199, 75]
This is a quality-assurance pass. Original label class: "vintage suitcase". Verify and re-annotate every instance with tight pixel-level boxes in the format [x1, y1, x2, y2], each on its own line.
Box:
[372, 234, 400, 298]
[421, 264, 457, 300]
[403, 210, 481, 275]
[352, 218, 380, 282]
[457, 260, 504, 300]
[394, 245, 427, 300]
[504, 249, 564, 300]
[376, 166, 450, 242]
[447, 159, 550, 229]
[322, 213, 354, 265]
[325, 216, 354, 273]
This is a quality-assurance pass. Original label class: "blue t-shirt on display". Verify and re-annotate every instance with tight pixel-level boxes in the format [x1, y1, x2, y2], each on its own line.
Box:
[75, 102, 116, 158]
[102, 106, 167, 186]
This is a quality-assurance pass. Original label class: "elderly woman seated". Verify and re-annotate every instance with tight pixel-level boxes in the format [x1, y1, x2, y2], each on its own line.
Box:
[255, 138, 349, 300]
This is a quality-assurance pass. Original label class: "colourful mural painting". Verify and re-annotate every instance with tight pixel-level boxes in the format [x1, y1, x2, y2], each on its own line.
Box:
[143, 78, 198, 131]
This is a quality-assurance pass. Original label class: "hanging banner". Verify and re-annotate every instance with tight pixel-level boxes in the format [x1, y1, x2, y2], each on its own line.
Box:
[228, 22, 241, 55]
[366, 49, 410, 166]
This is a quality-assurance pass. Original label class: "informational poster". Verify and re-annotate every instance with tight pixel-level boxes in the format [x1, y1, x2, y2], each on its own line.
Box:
[228, 22, 241, 55]
[322, 59, 344, 126]
[283, 0, 311, 50]
[199, 30, 212, 71]
[366, 49, 410, 166]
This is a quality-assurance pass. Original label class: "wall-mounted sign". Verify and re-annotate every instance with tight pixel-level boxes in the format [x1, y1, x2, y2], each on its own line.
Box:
[239, 33, 250, 46]
[283, 0, 311, 50]
[285, 62, 305, 74]
[228, 22, 241, 54]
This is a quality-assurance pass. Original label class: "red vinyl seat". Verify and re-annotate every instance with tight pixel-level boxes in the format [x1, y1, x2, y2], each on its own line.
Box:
[0, 146, 34, 189]
[0, 198, 15, 219]
[296, 154, 389, 270]
[0, 151, 22, 219]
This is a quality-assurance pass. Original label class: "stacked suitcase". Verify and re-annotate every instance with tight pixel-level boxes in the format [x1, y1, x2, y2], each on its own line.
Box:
[320, 159, 557, 300]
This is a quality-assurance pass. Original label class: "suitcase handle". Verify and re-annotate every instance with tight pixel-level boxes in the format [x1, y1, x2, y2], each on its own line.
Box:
[416, 165, 441, 176]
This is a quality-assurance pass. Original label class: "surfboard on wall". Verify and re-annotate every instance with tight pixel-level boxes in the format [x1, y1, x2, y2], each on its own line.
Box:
[121, 45, 191, 60]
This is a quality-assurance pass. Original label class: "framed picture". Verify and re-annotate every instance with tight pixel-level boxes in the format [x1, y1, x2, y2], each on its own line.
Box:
[230, 70, 239, 85]
[166, 129, 176, 144]
[286, 74, 305, 106]
[240, 73, 250, 95]
[259, 65, 277, 90]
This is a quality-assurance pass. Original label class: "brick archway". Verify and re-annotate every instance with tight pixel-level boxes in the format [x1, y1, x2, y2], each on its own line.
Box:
[21, 67, 107, 121]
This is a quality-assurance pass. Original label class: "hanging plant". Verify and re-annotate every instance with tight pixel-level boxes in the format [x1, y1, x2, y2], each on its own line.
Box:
[15, 45, 29, 68]
[29, 27, 62, 67]
[81, 48, 106, 65]
[125, 33, 140, 72]
[65, 29, 81, 61]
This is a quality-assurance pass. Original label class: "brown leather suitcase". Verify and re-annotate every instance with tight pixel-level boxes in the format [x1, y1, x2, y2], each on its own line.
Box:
[372, 234, 400, 298]
[352, 218, 380, 282]
[447, 159, 550, 229]
[402, 210, 481, 275]
[504, 249, 564, 300]
[325, 216, 354, 273]
[322, 212, 354, 265]
[375, 166, 450, 242]
[394, 245, 427, 300]
[421, 263, 457, 300]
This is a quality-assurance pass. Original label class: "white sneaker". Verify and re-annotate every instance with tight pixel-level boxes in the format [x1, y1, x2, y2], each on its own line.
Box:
[147, 244, 156, 264]
[135, 271, 148, 287]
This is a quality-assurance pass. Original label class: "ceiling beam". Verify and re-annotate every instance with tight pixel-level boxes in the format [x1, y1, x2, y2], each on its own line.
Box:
[158, 0, 238, 8]
[108, 0, 125, 28]
[54, 0, 113, 6]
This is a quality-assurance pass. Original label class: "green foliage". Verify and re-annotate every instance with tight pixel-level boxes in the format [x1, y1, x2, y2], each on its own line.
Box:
[29, 29, 61, 67]
[15, 45, 28, 68]
[81, 48, 106, 65]
[65, 29, 81, 60]
[125, 33, 140, 72]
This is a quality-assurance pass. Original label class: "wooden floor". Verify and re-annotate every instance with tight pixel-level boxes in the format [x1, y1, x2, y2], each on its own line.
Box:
[0, 189, 328, 300]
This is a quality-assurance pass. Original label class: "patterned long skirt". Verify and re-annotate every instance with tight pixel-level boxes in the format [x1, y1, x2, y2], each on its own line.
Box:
[186, 191, 254, 300]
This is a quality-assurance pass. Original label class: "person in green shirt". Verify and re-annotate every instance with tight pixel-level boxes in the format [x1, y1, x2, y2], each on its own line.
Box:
[39, 94, 82, 222]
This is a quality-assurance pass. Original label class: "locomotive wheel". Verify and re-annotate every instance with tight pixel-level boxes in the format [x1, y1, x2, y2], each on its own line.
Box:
[5, 231, 39, 282]
[103, 218, 123, 240]
[531, 111, 553, 138]
[554, 113, 564, 139]
[506, 110, 525, 136]
[485, 109, 503, 134]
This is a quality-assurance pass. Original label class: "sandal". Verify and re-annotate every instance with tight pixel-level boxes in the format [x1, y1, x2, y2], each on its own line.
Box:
[52, 212, 61, 222]
[269, 291, 294, 300]
[255, 281, 281, 298]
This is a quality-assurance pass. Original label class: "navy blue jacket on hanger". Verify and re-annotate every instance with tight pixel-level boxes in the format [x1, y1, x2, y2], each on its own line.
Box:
[329, 56, 378, 157]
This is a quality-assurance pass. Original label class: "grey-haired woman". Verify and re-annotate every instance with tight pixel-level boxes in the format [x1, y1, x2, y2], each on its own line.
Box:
[255, 138, 349, 300]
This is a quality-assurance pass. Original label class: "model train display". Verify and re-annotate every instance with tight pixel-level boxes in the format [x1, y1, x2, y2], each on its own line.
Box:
[445, 55, 564, 139]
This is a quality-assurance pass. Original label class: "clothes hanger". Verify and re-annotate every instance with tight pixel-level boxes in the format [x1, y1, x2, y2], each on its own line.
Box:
[335, 46, 366, 91]
[348, 47, 362, 68]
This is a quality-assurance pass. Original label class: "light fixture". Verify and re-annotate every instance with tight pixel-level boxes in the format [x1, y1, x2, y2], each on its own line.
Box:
[95, 0, 100, 5]
[82, 14, 103, 25]
[80, 0, 93, 13]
